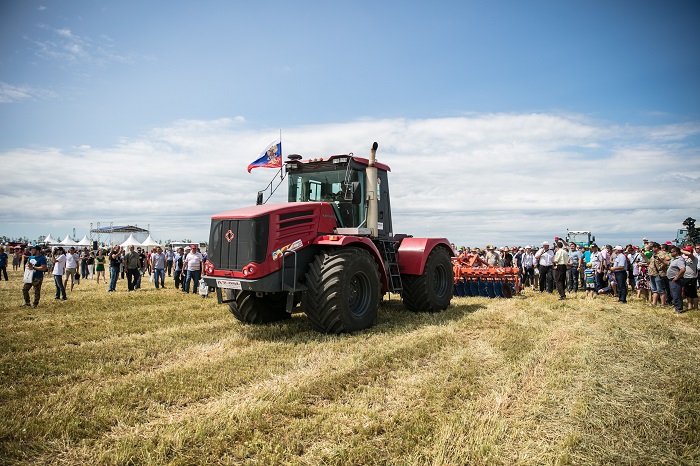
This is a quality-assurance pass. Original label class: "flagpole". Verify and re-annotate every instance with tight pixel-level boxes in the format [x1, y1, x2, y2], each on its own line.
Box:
[279, 129, 283, 180]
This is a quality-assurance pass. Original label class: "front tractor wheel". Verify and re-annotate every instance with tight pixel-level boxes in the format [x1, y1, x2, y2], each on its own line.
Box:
[401, 247, 453, 312]
[225, 290, 291, 324]
[302, 248, 381, 334]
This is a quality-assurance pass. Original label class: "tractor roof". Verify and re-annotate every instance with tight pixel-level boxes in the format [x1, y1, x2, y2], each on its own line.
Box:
[291, 154, 391, 172]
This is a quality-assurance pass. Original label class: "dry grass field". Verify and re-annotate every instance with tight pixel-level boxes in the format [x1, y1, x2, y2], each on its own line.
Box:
[1, 268, 699, 465]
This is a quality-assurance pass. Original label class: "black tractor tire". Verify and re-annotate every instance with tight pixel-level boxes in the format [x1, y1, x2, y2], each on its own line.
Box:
[401, 247, 454, 312]
[302, 248, 381, 334]
[225, 289, 291, 324]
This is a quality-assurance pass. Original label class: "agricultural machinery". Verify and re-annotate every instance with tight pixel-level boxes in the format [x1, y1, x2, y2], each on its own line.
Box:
[565, 230, 595, 247]
[203, 142, 454, 333]
[675, 217, 698, 247]
[452, 253, 520, 298]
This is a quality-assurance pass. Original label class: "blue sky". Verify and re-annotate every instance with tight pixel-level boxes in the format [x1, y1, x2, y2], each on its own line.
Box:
[1, 0, 699, 247]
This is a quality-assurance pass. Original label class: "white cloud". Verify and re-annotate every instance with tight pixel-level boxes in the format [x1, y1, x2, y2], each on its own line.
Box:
[1, 113, 698, 246]
[30, 24, 144, 70]
[0, 81, 58, 103]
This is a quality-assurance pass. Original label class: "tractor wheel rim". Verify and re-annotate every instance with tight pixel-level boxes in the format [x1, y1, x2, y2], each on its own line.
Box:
[348, 272, 371, 317]
[433, 264, 448, 298]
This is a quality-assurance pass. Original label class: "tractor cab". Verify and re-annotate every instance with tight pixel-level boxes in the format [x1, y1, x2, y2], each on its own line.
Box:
[566, 230, 595, 247]
[285, 154, 394, 238]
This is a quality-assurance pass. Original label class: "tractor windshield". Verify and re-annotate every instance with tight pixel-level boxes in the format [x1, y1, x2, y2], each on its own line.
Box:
[567, 232, 591, 246]
[288, 169, 365, 228]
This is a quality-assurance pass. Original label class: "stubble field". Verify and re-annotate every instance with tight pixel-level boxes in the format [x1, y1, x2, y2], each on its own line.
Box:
[1, 268, 699, 465]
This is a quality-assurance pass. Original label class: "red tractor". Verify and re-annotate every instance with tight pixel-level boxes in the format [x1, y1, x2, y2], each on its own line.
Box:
[203, 142, 454, 333]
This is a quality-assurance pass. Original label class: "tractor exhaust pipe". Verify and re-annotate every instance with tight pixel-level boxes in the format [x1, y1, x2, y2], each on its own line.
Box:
[366, 142, 379, 237]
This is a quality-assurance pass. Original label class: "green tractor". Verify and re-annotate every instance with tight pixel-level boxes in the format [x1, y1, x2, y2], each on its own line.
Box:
[676, 217, 698, 247]
[565, 230, 595, 247]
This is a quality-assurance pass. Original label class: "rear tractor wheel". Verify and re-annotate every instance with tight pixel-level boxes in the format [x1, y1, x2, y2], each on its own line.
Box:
[401, 247, 453, 312]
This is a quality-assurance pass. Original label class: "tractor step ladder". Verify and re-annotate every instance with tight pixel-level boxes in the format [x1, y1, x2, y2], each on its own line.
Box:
[378, 240, 402, 294]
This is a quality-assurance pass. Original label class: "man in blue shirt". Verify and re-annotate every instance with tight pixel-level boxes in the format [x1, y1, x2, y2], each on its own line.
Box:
[22, 245, 48, 308]
[0, 246, 8, 281]
[567, 242, 582, 293]
[580, 246, 592, 289]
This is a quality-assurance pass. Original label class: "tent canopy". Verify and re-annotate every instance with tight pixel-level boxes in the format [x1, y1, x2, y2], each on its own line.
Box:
[77, 235, 92, 246]
[120, 234, 142, 247]
[43, 234, 58, 245]
[140, 234, 160, 247]
[60, 235, 77, 246]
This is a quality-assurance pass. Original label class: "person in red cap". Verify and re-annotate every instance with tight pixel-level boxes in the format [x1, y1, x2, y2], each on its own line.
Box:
[681, 246, 698, 311]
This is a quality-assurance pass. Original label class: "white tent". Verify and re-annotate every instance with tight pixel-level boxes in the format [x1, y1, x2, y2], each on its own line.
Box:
[120, 234, 142, 247]
[43, 234, 58, 245]
[77, 235, 92, 247]
[140, 234, 160, 250]
[60, 235, 77, 246]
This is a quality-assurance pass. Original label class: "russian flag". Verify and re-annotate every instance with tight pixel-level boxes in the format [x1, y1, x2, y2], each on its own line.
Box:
[247, 140, 282, 173]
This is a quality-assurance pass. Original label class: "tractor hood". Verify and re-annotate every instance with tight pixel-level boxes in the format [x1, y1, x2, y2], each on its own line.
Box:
[212, 202, 330, 220]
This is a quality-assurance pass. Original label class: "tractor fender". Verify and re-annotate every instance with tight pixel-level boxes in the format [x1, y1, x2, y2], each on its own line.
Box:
[398, 238, 454, 275]
[312, 236, 390, 292]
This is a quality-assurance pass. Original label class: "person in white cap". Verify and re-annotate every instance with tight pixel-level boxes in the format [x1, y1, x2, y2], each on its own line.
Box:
[610, 245, 629, 303]
[535, 241, 555, 293]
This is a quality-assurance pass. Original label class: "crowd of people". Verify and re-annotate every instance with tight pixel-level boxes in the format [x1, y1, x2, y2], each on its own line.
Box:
[5, 237, 698, 314]
[7, 243, 206, 309]
[450, 238, 699, 313]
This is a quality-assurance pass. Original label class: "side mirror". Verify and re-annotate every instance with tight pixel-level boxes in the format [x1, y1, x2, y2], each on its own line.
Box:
[343, 181, 362, 205]
[591, 236, 596, 242]
[256, 192, 263, 205]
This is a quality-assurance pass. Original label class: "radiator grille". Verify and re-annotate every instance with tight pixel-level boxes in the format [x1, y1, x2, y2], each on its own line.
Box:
[209, 216, 270, 270]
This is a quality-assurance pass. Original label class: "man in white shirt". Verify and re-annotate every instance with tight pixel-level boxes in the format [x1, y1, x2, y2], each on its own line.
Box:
[52, 247, 67, 300]
[183, 245, 203, 294]
[64, 246, 80, 292]
[553, 241, 570, 299]
[535, 241, 555, 293]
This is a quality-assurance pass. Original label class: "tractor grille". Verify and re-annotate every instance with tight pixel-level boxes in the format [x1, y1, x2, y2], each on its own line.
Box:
[209, 216, 270, 270]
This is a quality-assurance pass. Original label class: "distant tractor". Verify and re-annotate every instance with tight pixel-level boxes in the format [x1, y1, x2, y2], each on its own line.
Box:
[566, 230, 595, 247]
[203, 142, 454, 333]
[676, 217, 698, 246]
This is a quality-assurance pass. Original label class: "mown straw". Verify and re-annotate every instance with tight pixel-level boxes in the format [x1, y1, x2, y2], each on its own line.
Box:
[1, 269, 698, 465]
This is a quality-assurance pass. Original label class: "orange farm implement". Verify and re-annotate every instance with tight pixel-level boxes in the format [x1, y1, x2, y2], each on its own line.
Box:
[452, 254, 520, 298]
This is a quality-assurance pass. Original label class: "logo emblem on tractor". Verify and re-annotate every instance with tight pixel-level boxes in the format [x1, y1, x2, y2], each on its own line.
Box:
[225, 229, 235, 242]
